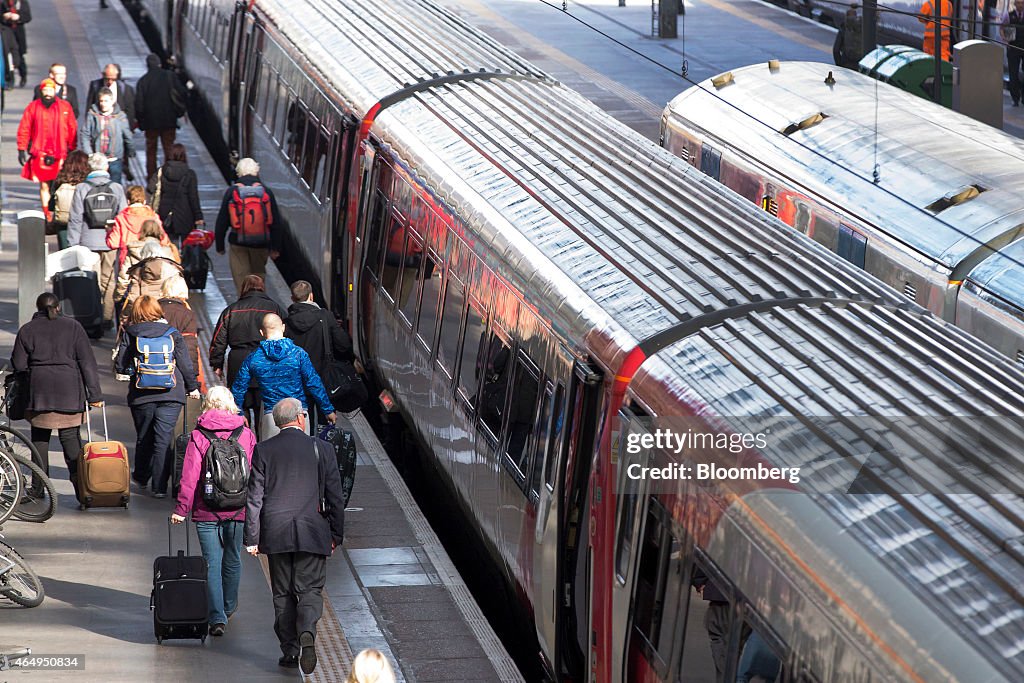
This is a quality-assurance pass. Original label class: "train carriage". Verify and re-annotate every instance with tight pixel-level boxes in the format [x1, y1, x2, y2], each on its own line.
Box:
[161, 1, 1024, 681]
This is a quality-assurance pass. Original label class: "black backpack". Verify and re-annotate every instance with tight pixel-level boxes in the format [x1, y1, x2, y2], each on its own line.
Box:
[83, 180, 118, 229]
[197, 426, 249, 511]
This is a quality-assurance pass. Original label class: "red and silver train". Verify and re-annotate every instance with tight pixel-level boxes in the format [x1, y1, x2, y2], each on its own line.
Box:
[132, 1, 1024, 681]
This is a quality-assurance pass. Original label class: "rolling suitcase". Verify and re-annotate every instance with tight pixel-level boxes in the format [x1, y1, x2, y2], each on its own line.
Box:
[171, 398, 200, 498]
[182, 244, 211, 291]
[78, 404, 131, 510]
[53, 268, 103, 339]
[151, 517, 208, 643]
[318, 425, 357, 508]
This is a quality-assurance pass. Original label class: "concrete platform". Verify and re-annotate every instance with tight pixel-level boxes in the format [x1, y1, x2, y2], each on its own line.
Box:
[0, 1, 522, 681]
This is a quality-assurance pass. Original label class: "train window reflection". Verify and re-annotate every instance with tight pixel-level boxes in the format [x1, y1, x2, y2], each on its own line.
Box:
[416, 260, 442, 353]
[364, 190, 389, 280]
[634, 503, 667, 648]
[544, 382, 565, 490]
[505, 356, 540, 478]
[458, 299, 486, 407]
[679, 562, 736, 683]
[437, 276, 466, 377]
[530, 386, 553, 497]
[734, 625, 782, 683]
[398, 233, 425, 328]
[380, 215, 404, 303]
[479, 333, 512, 437]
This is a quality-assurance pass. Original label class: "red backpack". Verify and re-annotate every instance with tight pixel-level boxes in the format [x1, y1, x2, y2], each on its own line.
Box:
[227, 183, 272, 245]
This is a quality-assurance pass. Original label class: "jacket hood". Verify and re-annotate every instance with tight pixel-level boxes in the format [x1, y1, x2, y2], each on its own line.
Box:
[125, 320, 172, 336]
[197, 410, 246, 431]
[88, 103, 124, 118]
[161, 159, 189, 182]
[129, 256, 180, 280]
[123, 205, 157, 219]
[259, 337, 297, 362]
[236, 174, 261, 186]
[286, 302, 321, 334]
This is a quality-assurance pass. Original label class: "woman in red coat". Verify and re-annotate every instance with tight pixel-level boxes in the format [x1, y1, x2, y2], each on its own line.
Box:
[16, 78, 77, 211]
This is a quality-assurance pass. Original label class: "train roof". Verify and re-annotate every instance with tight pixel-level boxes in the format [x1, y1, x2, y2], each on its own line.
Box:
[967, 237, 1024, 304]
[254, 3, 1024, 678]
[664, 61, 1024, 274]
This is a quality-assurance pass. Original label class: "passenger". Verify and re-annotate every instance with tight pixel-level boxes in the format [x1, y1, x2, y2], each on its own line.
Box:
[1, 0, 30, 88]
[1002, 0, 1024, 106]
[11, 292, 103, 500]
[67, 153, 128, 332]
[244, 397, 345, 674]
[32, 63, 79, 118]
[0, 21, 19, 96]
[171, 386, 256, 637]
[919, 0, 952, 61]
[47, 149, 90, 251]
[346, 649, 397, 683]
[80, 87, 133, 186]
[833, 5, 866, 70]
[284, 279, 355, 426]
[135, 53, 187, 179]
[86, 63, 136, 129]
[113, 295, 200, 497]
[16, 78, 77, 211]
[214, 158, 283, 294]
[115, 218, 171, 287]
[735, 630, 781, 683]
[231, 314, 336, 440]
[147, 143, 205, 245]
[116, 240, 184, 321]
[692, 569, 732, 682]
[107, 185, 170, 265]
[208, 275, 286, 429]
[160, 276, 201, 382]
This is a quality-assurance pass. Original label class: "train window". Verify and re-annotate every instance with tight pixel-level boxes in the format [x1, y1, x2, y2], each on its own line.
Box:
[257, 67, 274, 129]
[380, 214, 405, 303]
[272, 83, 291, 146]
[470, 258, 494, 308]
[678, 559, 735, 683]
[286, 101, 306, 172]
[633, 500, 682, 670]
[837, 224, 867, 269]
[491, 285, 519, 339]
[544, 382, 565, 490]
[615, 420, 646, 583]
[505, 354, 540, 480]
[437, 276, 466, 378]
[479, 331, 512, 438]
[457, 298, 487, 408]
[700, 144, 722, 181]
[300, 113, 322, 188]
[364, 190, 389, 281]
[416, 260, 443, 353]
[530, 384, 553, 497]
[398, 233, 425, 329]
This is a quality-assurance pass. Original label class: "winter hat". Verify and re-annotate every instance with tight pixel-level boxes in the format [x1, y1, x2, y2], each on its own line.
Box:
[39, 78, 57, 91]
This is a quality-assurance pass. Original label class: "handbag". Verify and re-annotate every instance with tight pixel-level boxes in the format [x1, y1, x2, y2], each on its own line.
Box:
[4, 371, 28, 421]
[319, 316, 367, 413]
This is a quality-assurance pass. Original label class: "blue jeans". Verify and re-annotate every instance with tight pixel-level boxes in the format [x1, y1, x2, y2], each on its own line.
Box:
[195, 520, 244, 625]
[107, 159, 123, 186]
[129, 401, 182, 493]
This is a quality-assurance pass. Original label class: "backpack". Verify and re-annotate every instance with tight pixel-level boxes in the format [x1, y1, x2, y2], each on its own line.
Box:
[197, 426, 250, 511]
[52, 182, 77, 225]
[227, 183, 272, 246]
[134, 330, 177, 390]
[83, 180, 118, 229]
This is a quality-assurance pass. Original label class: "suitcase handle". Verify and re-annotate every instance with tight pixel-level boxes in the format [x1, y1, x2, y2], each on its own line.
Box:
[167, 515, 191, 556]
[84, 402, 109, 442]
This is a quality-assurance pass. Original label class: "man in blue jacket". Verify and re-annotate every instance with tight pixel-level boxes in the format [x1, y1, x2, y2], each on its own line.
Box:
[232, 313, 336, 439]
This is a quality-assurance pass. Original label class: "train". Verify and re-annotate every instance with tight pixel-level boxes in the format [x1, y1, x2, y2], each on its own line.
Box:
[661, 61, 1024, 363]
[129, 1, 1024, 682]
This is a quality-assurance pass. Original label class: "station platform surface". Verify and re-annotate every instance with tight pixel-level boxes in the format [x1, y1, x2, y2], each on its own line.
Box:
[440, 0, 1024, 139]
[0, 1, 522, 681]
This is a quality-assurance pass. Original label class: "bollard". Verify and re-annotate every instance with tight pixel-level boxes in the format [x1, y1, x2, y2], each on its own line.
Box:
[17, 210, 46, 327]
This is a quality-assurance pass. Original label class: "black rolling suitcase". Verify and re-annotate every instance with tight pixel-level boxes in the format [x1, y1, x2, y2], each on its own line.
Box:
[318, 425, 357, 508]
[171, 398, 200, 498]
[151, 518, 208, 644]
[53, 269, 103, 338]
[182, 244, 211, 291]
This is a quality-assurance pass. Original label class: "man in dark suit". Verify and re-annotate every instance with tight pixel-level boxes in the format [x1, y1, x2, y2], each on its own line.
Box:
[244, 397, 344, 674]
[86, 63, 136, 129]
[32, 63, 78, 118]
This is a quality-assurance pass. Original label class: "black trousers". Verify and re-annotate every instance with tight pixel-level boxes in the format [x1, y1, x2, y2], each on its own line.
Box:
[267, 551, 326, 656]
[31, 425, 83, 496]
[1010, 48, 1024, 105]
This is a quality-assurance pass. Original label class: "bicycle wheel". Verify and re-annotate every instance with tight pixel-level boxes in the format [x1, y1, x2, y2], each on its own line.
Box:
[0, 427, 50, 522]
[0, 450, 22, 526]
[0, 539, 44, 607]
[11, 454, 57, 523]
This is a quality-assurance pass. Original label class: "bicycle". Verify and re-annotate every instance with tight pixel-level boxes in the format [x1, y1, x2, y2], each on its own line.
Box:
[0, 646, 31, 671]
[0, 372, 58, 523]
[0, 528, 44, 607]
[0, 450, 21, 526]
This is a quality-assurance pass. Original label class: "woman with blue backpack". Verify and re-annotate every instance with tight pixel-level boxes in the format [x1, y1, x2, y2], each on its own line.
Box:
[171, 385, 255, 637]
[114, 295, 200, 497]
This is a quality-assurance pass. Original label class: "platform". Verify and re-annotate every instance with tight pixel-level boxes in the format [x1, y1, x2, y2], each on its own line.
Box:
[0, 1, 522, 680]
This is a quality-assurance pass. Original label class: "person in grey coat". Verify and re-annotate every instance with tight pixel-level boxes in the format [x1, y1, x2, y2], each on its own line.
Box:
[80, 88, 134, 185]
[67, 153, 127, 330]
[244, 398, 344, 674]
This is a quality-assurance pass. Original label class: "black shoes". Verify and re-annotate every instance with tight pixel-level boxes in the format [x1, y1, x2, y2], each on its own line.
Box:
[209, 623, 225, 637]
[298, 631, 316, 674]
[278, 655, 298, 669]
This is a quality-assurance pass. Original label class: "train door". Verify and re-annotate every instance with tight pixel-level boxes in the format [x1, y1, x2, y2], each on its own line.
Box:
[331, 124, 357, 315]
[353, 145, 390, 361]
[535, 353, 601, 681]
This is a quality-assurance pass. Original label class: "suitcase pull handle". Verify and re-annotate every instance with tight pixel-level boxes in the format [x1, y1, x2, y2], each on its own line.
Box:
[167, 515, 191, 556]
[84, 402, 109, 442]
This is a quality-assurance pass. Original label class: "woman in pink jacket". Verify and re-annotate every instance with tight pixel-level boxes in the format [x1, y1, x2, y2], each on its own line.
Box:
[171, 386, 256, 637]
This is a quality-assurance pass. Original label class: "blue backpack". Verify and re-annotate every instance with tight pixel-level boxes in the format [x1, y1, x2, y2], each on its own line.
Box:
[134, 330, 177, 390]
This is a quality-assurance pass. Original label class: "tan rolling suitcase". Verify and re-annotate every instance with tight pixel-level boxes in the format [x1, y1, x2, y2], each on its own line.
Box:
[78, 404, 131, 510]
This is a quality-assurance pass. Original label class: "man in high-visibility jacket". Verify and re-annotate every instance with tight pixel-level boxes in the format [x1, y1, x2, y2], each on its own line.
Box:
[919, 0, 953, 61]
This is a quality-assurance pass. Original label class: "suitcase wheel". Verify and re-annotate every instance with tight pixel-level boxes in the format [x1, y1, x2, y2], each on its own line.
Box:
[78, 503, 87, 511]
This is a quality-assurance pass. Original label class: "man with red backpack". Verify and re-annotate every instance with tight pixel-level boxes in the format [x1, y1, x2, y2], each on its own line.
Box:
[214, 157, 282, 294]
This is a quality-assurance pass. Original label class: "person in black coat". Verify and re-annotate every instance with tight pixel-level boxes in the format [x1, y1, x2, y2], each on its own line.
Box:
[1, 0, 29, 88]
[0, 23, 19, 95]
[135, 53, 187, 179]
[32, 63, 79, 118]
[114, 295, 200, 497]
[146, 142, 204, 239]
[11, 293, 102, 497]
[244, 398, 344, 673]
[86, 63, 136, 129]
